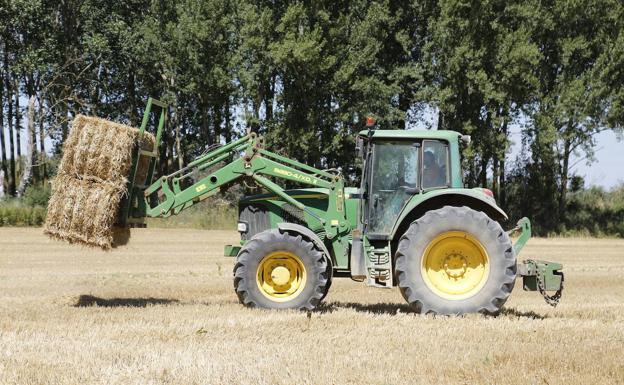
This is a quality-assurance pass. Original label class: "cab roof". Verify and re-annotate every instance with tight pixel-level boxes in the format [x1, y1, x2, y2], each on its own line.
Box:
[358, 129, 462, 142]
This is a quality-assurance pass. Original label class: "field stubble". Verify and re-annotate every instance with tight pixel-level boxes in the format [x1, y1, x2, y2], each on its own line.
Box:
[1, 228, 623, 384]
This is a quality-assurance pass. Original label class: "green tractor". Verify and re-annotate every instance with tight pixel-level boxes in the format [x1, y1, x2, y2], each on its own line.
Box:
[121, 98, 563, 315]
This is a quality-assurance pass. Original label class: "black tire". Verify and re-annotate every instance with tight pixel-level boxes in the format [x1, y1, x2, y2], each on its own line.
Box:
[395, 206, 516, 315]
[233, 229, 329, 310]
[319, 262, 333, 301]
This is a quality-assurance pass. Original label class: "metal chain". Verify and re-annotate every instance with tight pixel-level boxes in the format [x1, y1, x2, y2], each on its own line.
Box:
[537, 271, 564, 307]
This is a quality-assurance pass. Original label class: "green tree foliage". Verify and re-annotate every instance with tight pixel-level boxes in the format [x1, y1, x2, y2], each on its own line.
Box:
[565, 184, 624, 237]
[0, 0, 622, 235]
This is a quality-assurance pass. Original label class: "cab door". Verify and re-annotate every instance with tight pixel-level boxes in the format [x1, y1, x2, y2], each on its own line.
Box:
[366, 140, 420, 236]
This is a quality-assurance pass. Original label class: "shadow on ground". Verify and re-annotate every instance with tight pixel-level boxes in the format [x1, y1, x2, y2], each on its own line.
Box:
[316, 301, 418, 315]
[73, 294, 179, 308]
[72, 295, 547, 319]
[316, 302, 547, 319]
[499, 307, 547, 320]
[111, 226, 131, 248]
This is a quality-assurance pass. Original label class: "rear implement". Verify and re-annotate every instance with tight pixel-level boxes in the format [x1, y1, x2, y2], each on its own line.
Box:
[511, 218, 564, 307]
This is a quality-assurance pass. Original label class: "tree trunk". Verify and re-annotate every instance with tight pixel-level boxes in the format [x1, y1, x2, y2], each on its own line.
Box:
[479, 155, 488, 187]
[398, 92, 409, 130]
[0, 170, 4, 199]
[175, 120, 183, 170]
[61, 103, 69, 142]
[558, 137, 571, 221]
[492, 151, 499, 199]
[257, 79, 266, 135]
[15, 79, 21, 160]
[159, 118, 170, 176]
[91, 63, 103, 115]
[17, 96, 35, 197]
[4, 48, 16, 196]
[499, 157, 506, 208]
[38, 95, 47, 182]
[30, 95, 38, 180]
[201, 98, 210, 145]
[481, 111, 493, 189]
[251, 99, 260, 133]
[263, 74, 275, 126]
[499, 118, 508, 208]
[26, 76, 39, 183]
[224, 97, 232, 143]
[0, 64, 8, 191]
[127, 70, 138, 126]
[436, 109, 444, 130]
[214, 103, 222, 144]
[167, 130, 174, 172]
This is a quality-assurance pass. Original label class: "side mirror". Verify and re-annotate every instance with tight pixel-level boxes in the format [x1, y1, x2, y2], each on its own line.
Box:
[461, 135, 471, 145]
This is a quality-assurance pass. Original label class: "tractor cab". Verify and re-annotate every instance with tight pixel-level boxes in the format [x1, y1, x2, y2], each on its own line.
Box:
[356, 129, 466, 237]
[347, 128, 562, 312]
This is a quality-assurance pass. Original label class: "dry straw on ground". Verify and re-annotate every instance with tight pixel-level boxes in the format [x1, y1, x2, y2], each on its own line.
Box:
[44, 115, 155, 249]
[1, 229, 623, 385]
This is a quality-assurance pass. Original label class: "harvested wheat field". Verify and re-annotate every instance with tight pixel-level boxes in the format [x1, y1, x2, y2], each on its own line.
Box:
[1, 228, 623, 385]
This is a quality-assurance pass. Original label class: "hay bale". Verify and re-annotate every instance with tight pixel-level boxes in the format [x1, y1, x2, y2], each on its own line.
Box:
[56, 115, 155, 181]
[44, 115, 155, 249]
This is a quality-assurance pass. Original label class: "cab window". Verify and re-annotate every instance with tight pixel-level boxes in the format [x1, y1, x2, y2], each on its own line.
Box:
[422, 140, 449, 189]
[368, 141, 419, 234]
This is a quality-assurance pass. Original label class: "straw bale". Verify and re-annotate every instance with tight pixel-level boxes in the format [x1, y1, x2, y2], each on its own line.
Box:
[57, 115, 155, 181]
[44, 115, 156, 249]
[44, 176, 124, 248]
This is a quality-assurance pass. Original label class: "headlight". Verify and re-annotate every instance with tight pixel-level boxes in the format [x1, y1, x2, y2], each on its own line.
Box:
[237, 222, 248, 233]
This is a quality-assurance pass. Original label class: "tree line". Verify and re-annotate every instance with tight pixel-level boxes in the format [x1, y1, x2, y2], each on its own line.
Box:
[1, 0, 623, 234]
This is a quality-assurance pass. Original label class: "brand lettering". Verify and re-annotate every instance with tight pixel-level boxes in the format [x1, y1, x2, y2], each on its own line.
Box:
[273, 168, 317, 185]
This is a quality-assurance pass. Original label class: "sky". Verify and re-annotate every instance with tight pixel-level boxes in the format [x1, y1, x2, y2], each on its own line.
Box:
[504, 126, 623, 190]
[3, 104, 623, 190]
[554, 129, 623, 189]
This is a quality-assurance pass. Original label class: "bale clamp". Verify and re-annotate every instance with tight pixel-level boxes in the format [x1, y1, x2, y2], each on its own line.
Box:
[119, 97, 168, 226]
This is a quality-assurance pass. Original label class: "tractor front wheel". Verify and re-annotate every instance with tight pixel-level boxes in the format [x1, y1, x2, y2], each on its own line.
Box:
[395, 206, 516, 315]
[233, 229, 329, 310]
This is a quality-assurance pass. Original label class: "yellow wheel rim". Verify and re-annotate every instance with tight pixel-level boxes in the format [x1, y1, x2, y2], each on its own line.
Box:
[256, 251, 307, 302]
[421, 231, 490, 300]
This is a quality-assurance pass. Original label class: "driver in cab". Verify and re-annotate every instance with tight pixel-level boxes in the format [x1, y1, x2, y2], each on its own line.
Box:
[423, 151, 445, 188]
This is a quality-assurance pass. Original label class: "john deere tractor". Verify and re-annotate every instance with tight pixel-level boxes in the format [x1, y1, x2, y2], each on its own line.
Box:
[121, 98, 563, 315]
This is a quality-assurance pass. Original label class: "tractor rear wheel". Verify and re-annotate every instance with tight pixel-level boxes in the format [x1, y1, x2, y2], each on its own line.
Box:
[233, 229, 329, 310]
[395, 206, 516, 315]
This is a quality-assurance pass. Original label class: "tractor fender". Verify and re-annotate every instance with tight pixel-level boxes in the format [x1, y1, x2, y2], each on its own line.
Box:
[390, 189, 509, 241]
[277, 223, 333, 268]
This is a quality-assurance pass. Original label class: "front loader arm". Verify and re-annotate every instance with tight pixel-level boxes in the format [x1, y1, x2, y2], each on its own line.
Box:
[144, 157, 248, 217]
[139, 132, 349, 239]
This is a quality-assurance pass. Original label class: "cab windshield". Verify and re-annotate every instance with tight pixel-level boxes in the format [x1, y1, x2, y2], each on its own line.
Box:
[368, 141, 419, 234]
